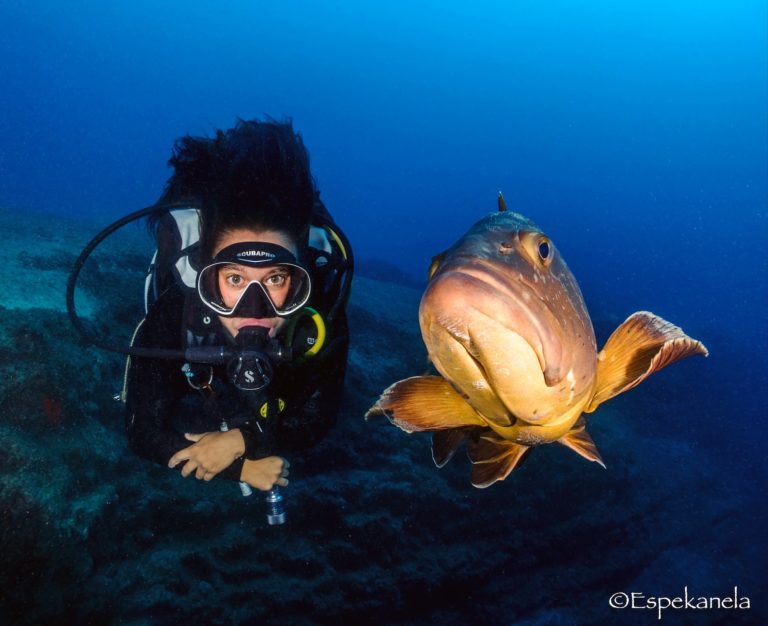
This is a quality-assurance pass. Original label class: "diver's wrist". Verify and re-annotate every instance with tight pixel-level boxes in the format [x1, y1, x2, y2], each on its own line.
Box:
[229, 428, 247, 458]
[238, 424, 266, 459]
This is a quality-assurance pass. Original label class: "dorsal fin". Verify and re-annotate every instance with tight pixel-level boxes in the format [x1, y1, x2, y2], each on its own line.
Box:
[498, 191, 507, 212]
[428, 252, 445, 280]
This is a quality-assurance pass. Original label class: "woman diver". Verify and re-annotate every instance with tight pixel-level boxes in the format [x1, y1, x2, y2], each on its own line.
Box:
[122, 119, 351, 494]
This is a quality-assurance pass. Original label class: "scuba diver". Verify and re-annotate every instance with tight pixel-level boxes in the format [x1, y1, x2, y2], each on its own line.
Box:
[70, 119, 351, 511]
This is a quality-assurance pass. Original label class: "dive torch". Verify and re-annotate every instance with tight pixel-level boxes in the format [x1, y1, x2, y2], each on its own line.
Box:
[220, 421, 286, 525]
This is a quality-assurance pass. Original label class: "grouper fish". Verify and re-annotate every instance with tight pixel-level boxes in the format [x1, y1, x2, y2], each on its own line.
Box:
[367, 194, 708, 488]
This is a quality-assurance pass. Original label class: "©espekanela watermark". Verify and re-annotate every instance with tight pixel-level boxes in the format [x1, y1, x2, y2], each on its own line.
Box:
[609, 587, 751, 620]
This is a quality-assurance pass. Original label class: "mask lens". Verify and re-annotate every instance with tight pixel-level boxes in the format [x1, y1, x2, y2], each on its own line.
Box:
[197, 262, 311, 317]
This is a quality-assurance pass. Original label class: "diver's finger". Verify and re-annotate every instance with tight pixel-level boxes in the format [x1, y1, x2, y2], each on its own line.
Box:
[276, 477, 289, 487]
[280, 469, 290, 478]
[168, 449, 192, 468]
[195, 466, 207, 480]
[185, 432, 204, 442]
[204, 472, 215, 482]
[180, 460, 198, 478]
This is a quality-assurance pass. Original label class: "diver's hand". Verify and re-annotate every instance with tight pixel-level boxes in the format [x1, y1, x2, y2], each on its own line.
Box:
[168, 430, 246, 481]
[240, 457, 290, 491]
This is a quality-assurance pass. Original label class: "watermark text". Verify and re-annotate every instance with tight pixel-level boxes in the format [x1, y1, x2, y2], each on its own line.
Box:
[609, 587, 750, 620]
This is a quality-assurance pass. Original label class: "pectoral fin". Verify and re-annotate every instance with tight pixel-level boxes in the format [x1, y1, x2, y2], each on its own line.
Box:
[365, 376, 485, 433]
[467, 434, 532, 488]
[557, 419, 606, 468]
[586, 311, 708, 412]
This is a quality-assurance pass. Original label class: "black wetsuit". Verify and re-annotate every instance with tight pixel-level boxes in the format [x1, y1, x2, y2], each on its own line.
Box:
[124, 285, 348, 481]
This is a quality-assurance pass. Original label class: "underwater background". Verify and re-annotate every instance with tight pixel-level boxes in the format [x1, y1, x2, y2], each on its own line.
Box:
[0, 1, 765, 625]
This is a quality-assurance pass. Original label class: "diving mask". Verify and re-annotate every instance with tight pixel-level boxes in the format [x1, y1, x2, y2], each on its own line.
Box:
[197, 242, 312, 318]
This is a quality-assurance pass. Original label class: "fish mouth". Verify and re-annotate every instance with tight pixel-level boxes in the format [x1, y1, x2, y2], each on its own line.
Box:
[423, 262, 565, 386]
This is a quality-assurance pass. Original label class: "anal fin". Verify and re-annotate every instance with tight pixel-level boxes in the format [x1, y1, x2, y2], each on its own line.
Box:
[365, 376, 485, 433]
[467, 434, 532, 488]
[557, 419, 606, 468]
[587, 311, 708, 412]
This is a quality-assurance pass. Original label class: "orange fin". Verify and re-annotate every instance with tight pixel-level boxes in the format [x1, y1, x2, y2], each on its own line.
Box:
[557, 419, 606, 468]
[586, 311, 708, 412]
[365, 376, 485, 433]
[468, 434, 532, 488]
[431, 428, 471, 468]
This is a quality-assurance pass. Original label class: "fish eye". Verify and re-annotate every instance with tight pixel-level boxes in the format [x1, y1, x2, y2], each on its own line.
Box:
[536, 237, 553, 267]
[519, 231, 554, 267]
[538, 240, 550, 261]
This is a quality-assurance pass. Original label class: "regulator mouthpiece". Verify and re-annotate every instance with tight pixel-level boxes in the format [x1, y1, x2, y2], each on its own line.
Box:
[227, 326, 275, 391]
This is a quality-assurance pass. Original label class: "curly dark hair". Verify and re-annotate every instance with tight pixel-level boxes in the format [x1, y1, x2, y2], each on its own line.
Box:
[154, 118, 316, 261]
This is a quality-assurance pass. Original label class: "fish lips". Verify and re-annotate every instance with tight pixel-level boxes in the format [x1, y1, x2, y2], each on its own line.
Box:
[420, 265, 566, 388]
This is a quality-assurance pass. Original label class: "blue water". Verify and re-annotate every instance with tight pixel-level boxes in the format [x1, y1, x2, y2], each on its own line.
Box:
[1, 1, 765, 623]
